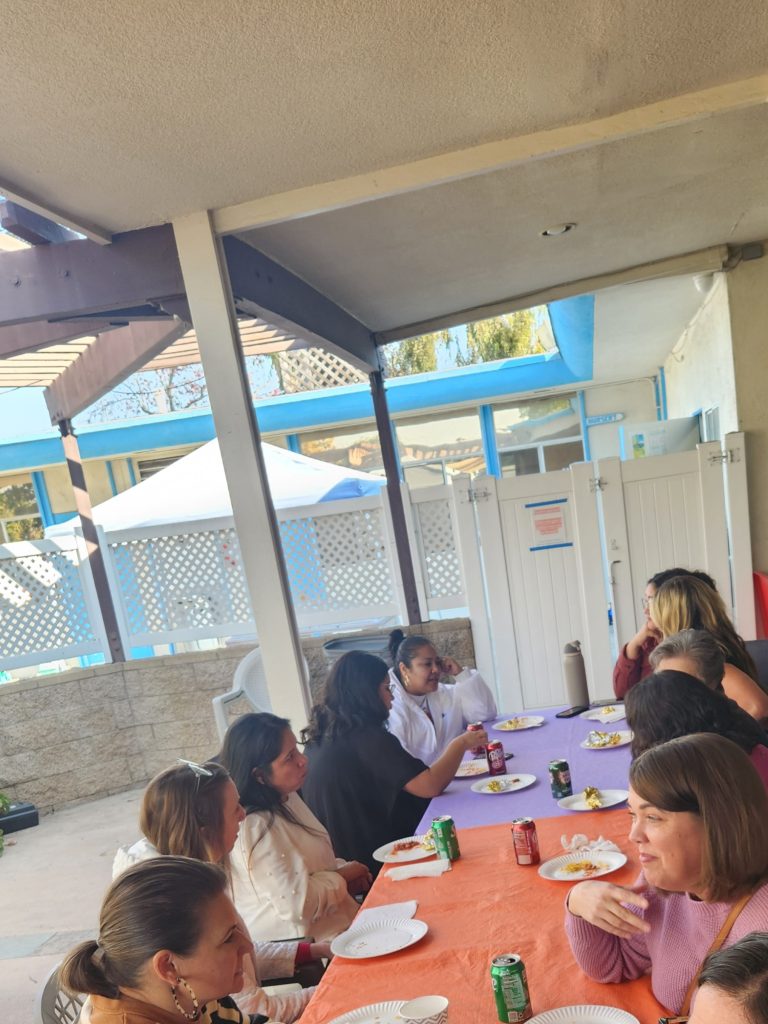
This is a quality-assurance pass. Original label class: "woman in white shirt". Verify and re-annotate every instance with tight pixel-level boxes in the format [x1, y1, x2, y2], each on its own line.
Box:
[222, 712, 370, 942]
[386, 629, 497, 764]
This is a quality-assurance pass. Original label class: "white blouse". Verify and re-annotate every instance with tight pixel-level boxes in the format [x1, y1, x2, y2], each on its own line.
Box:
[387, 666, 497, 764]
[229, 791, 360, 941]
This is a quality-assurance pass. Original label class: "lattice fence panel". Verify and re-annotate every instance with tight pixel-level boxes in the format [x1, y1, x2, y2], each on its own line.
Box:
[276, 348, 367, 393]
[108, 529, 254, 637]
[279, 506, 396, 614]
[0, 545, 99, 660]
[413, 499, 464, 602]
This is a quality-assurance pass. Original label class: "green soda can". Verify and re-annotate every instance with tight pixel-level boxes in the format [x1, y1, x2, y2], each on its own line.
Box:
[490, 953, 532, 1023]
[548, 757, 573, 799]
[431, 814, 461, 861]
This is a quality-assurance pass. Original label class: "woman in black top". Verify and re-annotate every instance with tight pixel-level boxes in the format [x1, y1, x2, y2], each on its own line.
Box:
[301, 651, 486, 873]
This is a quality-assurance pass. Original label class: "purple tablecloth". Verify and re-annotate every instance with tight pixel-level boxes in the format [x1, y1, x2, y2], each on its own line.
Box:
[417, 705, 632, 831]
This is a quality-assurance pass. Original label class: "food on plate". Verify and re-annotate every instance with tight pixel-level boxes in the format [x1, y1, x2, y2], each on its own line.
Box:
[457, 760, 488, 776]
[486, 779, 507, 792]
[392, 838, 421, 854]
[586, 730, 622, 748]
[598, 706, 616, 716]
[582, 786, 603, 809]
[560, 859, 608, 877]
[497, 717, 526, 730]
[420, 834, 436, 852]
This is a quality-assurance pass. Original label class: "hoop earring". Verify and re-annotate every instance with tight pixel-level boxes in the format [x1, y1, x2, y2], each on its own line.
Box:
[171, 976, 200, 1021]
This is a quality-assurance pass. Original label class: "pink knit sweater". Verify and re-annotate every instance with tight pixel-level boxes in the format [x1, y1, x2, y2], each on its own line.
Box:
[565, 879, 768, 1013]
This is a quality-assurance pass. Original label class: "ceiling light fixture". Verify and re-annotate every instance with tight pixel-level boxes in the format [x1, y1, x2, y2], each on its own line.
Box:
[541, 223, 576, 237]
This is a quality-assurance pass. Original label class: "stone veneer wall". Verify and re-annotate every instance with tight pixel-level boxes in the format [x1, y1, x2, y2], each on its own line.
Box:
[0, 618, 474, 813]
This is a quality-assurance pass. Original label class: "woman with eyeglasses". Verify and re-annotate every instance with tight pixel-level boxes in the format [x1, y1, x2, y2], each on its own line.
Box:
[385, 628, 497, 764]
[612, 568, 716, 699]
[220, 712, 369, 944]
[113, 760, 325, 1023]
[61, 857, 253, 1024]
[300, 651, 488, 874]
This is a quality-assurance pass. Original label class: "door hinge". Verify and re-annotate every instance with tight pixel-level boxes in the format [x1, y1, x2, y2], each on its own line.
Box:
[589, 476, 606, 493]
[465, 486, 492, 504]
[707, 451, 732, 465]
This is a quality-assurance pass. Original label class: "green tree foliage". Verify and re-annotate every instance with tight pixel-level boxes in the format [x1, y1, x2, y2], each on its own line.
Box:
[381, 331, 449, 377]
[458, 310, 540, 365]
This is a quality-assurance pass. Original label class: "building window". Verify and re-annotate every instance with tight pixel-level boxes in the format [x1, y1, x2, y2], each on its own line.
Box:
[0, 474, 43, 541]
[494, 395, 583, 477]
[134, 446, 200, 481]
[395, 411, 485, 484]
[299, 424, 384, 473]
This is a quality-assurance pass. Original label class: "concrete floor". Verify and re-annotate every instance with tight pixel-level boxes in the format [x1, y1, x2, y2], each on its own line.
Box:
[1, 788, 143, 1024]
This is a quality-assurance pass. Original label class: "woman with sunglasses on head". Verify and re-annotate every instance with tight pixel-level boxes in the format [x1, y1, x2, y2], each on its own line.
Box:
[220, 712, 368, 945]
[565, 733, 768, 1017]
[60, 857, 254, 1024]
[113, 760, 325, 1024]
[301, 651, 488, 874]
[386, 628, 497, 764]
[612, 567, 716, 699]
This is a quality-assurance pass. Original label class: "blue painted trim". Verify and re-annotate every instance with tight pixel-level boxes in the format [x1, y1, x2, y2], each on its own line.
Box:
[577, 391, 591, 462]
[31, 470, 53, 527]
[529, 542, 574, 552]
[618, 426, 627, 460]
[286, 433, 301, 454]
[105, 460, 118, 496]
[653, 377, 662, 421]
[126, 459, 137, 487]
[479, 405, 501, 477]
[524, 498, 568, 508]
[51, 510, 76, 524]
[658, 366, 668, 420]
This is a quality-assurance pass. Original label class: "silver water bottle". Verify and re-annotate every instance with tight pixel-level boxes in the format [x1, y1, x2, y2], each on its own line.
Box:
[563, 640, 589, 707]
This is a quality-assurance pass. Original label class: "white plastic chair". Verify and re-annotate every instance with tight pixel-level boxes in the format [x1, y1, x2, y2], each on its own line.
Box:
[213, 648, 309, 741]
[34, 964, 83, 1024]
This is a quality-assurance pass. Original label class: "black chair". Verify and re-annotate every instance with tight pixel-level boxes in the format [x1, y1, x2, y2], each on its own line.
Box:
[745, 639, 768, 695]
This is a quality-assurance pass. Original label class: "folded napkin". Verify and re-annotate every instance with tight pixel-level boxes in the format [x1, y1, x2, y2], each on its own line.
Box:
[387, 860, 452, 881]
[561, 833, 621, 854]
[354, 901, 418, 926]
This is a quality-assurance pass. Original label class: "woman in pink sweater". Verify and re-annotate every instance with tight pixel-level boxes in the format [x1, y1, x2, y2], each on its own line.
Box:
[565, 734, 768, 1016]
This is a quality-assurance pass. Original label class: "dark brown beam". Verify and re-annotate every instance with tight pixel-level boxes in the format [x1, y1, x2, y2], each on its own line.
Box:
[0, 224, 184, 328]
[369, 370, 421, 625]
[0, 200, 81, 245]
[58, 420, 125, 663]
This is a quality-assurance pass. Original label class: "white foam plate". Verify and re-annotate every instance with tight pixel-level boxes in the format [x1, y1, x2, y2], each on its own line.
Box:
[372, 835, 436, 863]
[470, 773, 537, 795]
[580, 730, 633, 750]
[538, 849, 627, 881]
[456, 758, 489, 778]
[330, 918, 428, 959]
[528, 1007, 639, 1024]
[557, 789, 629, 811]
[492, 715, 545, 731]
[328, 1001, 405, 1024]
[580, 706, 626, 723]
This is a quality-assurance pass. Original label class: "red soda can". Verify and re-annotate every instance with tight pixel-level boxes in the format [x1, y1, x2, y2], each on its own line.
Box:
[467, 722, 486, 757]
[510, 818, 540, 865]
[486, 740, 506, 775]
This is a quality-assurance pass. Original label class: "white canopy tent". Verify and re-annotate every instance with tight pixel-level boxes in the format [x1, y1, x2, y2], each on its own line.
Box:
[46, 438, 384, 536]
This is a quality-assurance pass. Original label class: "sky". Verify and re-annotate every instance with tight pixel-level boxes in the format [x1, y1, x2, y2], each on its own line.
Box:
[0, 387, 57, 440]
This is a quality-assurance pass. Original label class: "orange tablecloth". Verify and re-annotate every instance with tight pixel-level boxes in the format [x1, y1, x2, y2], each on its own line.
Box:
[298, 808, 666, 1024]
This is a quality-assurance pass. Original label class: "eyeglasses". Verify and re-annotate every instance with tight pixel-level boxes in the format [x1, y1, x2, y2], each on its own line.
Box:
[641, 595, 656, 609]
[177, 758, 214, 777]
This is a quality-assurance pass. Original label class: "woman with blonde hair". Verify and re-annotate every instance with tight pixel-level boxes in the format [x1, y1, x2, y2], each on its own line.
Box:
[565, 733, 768, 1016]
[60, 857, 253, 1024]
[113, 761, 326, 1023]
[652, 575, 768, 720]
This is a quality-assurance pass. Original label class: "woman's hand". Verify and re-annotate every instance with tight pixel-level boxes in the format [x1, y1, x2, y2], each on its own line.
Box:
[459, 726, 488, 751]
[567, 881, 650, 939]
[308, 941, 332, 961]
[626, 621, 660, 660]
[337, 861, 373, 895]
[440, 655, 462, 677]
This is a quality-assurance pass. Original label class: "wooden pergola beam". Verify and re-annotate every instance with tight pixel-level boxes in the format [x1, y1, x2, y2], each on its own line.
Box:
[0, 200, 81, 245]
[0, 320, 114, 359]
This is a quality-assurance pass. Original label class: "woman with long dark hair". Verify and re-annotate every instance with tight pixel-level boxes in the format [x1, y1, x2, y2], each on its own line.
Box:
[221, 712, 367, 943]
[301, 650, 487, 872]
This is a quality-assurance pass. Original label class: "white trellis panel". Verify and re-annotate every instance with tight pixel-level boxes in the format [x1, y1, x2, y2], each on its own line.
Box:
[0, 538, 108, 669]
[405, 484, 466, 613]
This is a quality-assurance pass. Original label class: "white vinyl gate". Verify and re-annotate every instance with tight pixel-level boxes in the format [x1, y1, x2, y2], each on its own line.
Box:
[456, 434, 753, 711]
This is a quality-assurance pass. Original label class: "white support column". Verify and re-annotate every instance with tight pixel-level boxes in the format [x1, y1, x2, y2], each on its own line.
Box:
[597, 457, 636, 649]
[697, 441, 732, 618]
[724, 432, 756, 639]
[172, 211, 309, 727]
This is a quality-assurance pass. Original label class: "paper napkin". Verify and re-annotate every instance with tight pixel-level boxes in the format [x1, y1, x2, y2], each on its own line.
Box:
[386, 860, 452, 881]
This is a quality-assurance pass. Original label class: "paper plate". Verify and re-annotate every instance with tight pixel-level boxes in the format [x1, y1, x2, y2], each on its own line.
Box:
[372, 834, 436, 863]
[330, 917, 428, 959]
[579, 706, 626, 724]
[492, 715, 545, 731]
[328, 1001, 405, 1024]
[557, 789, 629, 811]
[470, 773, 537, 795]
[537, 850, 627, 881]
[528, 1006, 639, 1024]
[580, 729, 632, 750]
[456, 758, 489, 778]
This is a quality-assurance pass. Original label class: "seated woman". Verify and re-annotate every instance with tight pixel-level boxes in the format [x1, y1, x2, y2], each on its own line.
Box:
[690, 932, 768, 1024]
[301, 650, 488, 873]
[565, 733, 768, 1016]
[647, 628, 725, 691]
[625, 670, 768, 786]
[60, 857, 253, 1024]
[386, 628, 497, 763]
[112, 760, 325, 1023]
[612, 568, 716, 699]
[653, 575, 768, 720]
[221, 712, 368, 943]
